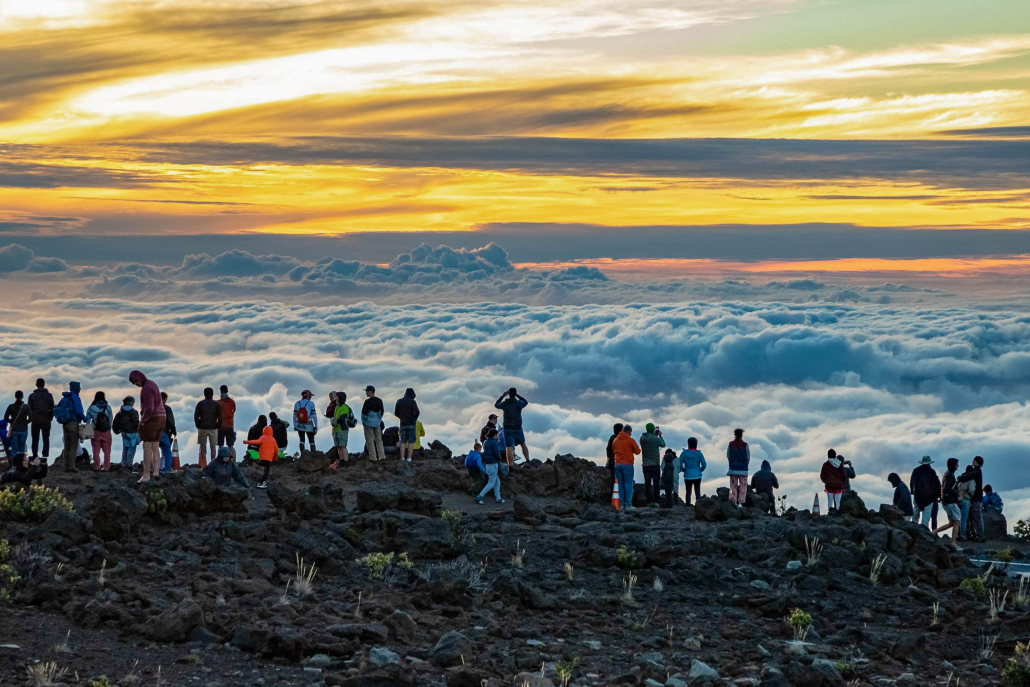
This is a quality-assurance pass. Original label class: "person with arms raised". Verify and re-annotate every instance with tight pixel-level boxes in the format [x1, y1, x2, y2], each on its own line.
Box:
[495, 388, 529, 467]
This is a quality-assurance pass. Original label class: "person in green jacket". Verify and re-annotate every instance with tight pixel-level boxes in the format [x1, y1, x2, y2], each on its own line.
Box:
[639, 423, 667, 506]
[330, 391, 355, 467]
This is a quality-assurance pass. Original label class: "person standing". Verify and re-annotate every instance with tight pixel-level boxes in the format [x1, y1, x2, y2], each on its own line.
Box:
[613, 425, 641, 511]
[217, 385, 237, 458]
[54, 381, 86, 472]
[361, 386, 385, 462]
[112, 396, 140, 469]
[4, 390, 30, 459]
[159, 391, 176, 473]
[244, 425, 278, 489]
[660, 449, 677, 507]
[956, 464, 975, 541]
[820, 449, 847, 512]
[639, 423, 666, 506]
[479, 414, 498, 444]
[726, 428, 750, 506]
[839, 455, 856, 491]
[958, 455, 986, 542]
[294, 389, 318, 453]
[27, 378, 55, 461]
[750, 459, 780, 513]
[494, 388, 529, 467]
[193, 388, 222, 469]
[129, 370, 165, 483]
[85, 391, 114, 472]
[324, 391, 337, 422]
[394, 388, 420, 463]
[476, 429, 505, 505]
[605, 423, 624, 493]
[909, 455, 941, 528]
[933, 458, 962, 548]
[330, 392, 355, 465]
[679, 437, 707, 506]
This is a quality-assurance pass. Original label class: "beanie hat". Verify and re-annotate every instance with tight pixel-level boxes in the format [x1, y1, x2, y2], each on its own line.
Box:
[645, 423, 655, 433]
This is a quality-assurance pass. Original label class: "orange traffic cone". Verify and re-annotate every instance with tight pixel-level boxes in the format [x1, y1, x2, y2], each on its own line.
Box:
[171, 439, 181, 471]
[813, 493, 821, 517]
[612, 479, 621, 511]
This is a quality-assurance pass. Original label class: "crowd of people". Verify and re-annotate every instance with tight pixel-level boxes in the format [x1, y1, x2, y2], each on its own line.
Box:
[1, 374, 1005, 545]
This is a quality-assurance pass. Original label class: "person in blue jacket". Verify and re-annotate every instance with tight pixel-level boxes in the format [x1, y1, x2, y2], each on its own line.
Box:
[476, 430, 506, 505]
[55, 381, 86, 472]
[465, 442, 485, 485]
[679, 437, 707, 506]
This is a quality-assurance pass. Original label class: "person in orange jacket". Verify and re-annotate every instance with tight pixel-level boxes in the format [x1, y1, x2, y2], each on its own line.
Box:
[612, 425, 641, 512]
[244, 424, 277, 489]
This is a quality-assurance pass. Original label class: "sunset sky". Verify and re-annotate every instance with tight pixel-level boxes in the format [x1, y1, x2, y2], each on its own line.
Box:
[2, 0, 1030, 271]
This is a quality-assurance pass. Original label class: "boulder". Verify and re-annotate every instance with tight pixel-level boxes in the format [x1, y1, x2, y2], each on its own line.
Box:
[878, 504, 906, 524]
[356, 484, 442, 517]
[86, 485, 148, 541]
[839, 490, 867, 519]
[297, 450, 333, 473]
[695, 496, 742, 522]
[395, 517, 454, 559]
[513, 496, 546, 525]
[369, 647, 401, 667]
[983, 510, 1007, 540]
[145, 599, 205, 642]
[690, 659, 720, 680]
[430, 630, 473, 667]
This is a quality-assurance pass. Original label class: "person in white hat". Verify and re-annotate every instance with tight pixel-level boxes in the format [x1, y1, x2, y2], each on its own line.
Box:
[909, 455, 941, 528]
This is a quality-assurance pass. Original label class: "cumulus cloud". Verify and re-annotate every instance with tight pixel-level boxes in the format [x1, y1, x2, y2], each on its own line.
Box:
[0, 243, 70, 274]
[1, 296, 1028, 522]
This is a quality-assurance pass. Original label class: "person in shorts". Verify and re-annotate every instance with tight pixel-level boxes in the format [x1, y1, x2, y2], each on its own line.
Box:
[933, 457, 962, 549]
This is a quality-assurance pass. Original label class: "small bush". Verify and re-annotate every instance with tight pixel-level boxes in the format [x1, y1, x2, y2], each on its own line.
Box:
[1015, 518, 1030, 540]
[358, 552, 395, 580]
[615, 545, 639, 569]
[88, 678, 113, 687]
[961, 577, 986, 596]
[787, 608, 813, 641]
[0, 486, 73, 523]
[145, 490, 168, 515]
[999, 547, 1016, 563]
[0, 539, 21, 601]
[1003, 641, 1030, 686]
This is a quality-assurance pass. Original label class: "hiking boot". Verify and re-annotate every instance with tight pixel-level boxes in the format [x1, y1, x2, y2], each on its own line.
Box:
[257, 482, 267, 489]
[476, 498, 484, 505]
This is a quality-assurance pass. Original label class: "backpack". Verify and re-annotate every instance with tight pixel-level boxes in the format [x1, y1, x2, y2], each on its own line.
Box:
[346, 412, 357, 429]
[296, 403, 310, 425]
[53, 397, 72, 425]
[94, 408, 111, 432]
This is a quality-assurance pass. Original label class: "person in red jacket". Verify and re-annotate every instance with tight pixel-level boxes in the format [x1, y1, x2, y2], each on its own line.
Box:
[612, 425, 641, 512]
[244, 424, 278, 489]
[217, 385, 237, 459]
[819, 448, 847, 512]
[129, 370, 165, 483]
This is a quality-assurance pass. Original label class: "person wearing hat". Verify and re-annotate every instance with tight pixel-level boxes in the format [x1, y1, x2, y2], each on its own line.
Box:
[909, 455, 941, 528]
[480, 414, 499, 444]
[361, 385, 385, 462]
[293, 390, 318, 454]
[639, 423, 666, 506]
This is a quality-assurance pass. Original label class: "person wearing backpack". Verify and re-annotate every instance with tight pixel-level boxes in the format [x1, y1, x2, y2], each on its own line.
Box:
[85, 391, 114, 471]
[293, 390, 318, 453]
[361, 385, 385, 462]
[54, 381, 86, 472]
[4, 390, 30, 459]
[112, 396, 140, 469]
[27, 378, 55, 461]
[394, 388, 420, 463]
[330, 392, 356, 466]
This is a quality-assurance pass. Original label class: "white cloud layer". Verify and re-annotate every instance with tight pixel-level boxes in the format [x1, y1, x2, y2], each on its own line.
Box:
[1, 287, 1028, 523]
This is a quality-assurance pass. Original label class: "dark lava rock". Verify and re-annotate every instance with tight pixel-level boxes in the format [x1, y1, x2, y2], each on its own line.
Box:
[86, 485, 148, 541]
[984, 510, 1007, 540]
[839, 490, 868, 519]
[430, 630, 474, 667]
[297, 450, 332, 473]
[145, 599, 205, 642]
[695, 496, 742, 522]
[356, 483, 442, 516]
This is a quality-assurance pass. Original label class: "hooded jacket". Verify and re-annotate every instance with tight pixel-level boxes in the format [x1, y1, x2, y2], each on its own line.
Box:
[394, 389, 420, 426]
[86, 400, 113, 431]
[332, 402, 354, 433]
[113, 405, 140, 435]
[639, 429, 667, 467]
[613, 432, 641, 466]
[751, 460, 779, 495]
[194, 398, 222, 430]
[888, 473, 914, 515]
[679, 449, 707, 480]
[726, 439, 750, 475]
[909, 464, 941, 509]
[820, 458, 847, 492]
[956, 472, 975, 501]
[218, 395, 236, 429]
[464, 450, 484, 472]
[660, 451, 676, 492]
[203, 452, 249, 487]
[360, 395, 384, 428]
[27, 387, 55, 424]
[56, 382, 86, 424]
[244, 425, 279, 463]
[129, 371, 164, 423]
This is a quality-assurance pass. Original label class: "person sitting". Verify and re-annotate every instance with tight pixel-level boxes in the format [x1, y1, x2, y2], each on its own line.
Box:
[202, 447, 249, 488]
[750, 459, 779, 513]
[465, 442, 485, 484]
[887, 472, 914, 517]
[1, 453, 48, 489]
[983, 485, 1004, 514]
[246, 415, 268, 462]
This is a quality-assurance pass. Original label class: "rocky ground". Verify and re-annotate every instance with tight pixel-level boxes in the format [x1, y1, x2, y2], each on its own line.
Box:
[0, 446, 1026, 687]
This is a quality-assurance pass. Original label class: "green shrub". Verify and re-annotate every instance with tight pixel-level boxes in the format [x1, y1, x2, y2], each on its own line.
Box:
[0, 540, 20, 601]
[787, 608, 813, 641]
[357, 552, 395, 580]
[145, 489, 168, 515]
[1015, 519, 1030, 540]
[999, 547, 1016, 563]
[615, 545, 639, 568]
[88, 678, 113, 687]
[0, 486, 73, 522]
[960, 577, 986, 596]
[1003, 641, 1030, 686]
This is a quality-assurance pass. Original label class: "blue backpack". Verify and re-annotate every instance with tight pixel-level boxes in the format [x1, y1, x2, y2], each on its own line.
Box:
[54, 397, 73, 424]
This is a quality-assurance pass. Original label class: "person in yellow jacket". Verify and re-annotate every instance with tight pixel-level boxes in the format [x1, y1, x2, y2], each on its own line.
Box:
[413, 420, 425, 453]
[244, 425, 278, 489]
[330, 391, 356, 468]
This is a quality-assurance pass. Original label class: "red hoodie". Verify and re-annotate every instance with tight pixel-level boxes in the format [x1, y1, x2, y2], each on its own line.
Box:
[129, 370, 164, 423]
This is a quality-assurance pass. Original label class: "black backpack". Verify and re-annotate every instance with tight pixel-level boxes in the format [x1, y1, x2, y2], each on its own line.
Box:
[94, 408, 111, 432]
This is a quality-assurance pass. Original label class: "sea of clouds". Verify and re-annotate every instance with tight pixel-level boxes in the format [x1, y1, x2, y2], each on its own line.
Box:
[0, 241, 1027, 521]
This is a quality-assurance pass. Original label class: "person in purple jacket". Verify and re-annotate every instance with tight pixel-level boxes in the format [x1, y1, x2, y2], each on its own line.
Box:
[129, 370, 166, 483]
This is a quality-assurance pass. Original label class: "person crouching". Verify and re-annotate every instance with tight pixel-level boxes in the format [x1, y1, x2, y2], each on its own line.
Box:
[202, 447, 249, 488]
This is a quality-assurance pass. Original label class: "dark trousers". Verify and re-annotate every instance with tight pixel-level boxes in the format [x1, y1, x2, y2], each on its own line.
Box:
[684, 478, 701, 505]
[297, 431, 315, 449]
[608, 463, 616, 493]
[31, 422, 51, 458]
[260, 461, 271, 482]
[931, 501, 939, 530]
[969, 500, 985, 539]
[642, 465, 661, 503]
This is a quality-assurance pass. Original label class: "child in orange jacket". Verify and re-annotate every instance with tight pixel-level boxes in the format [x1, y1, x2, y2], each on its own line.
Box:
[245, 425, 278, 489]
